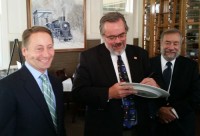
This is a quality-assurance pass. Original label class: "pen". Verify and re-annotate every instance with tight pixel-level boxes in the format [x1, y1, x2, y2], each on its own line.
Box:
[148, 72, 154, 78]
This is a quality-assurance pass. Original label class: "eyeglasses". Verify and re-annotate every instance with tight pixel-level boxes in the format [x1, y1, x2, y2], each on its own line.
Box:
[104, 32, 127, 41]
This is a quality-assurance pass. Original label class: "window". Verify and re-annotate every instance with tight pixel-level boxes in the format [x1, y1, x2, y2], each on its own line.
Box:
[103, 0, 133, 13]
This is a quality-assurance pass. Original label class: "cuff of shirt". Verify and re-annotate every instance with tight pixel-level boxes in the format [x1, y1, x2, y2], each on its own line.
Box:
[171, 108, 179, 119]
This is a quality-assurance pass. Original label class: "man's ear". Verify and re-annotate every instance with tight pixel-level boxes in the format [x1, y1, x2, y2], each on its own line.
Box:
[21, 47, 26, 57]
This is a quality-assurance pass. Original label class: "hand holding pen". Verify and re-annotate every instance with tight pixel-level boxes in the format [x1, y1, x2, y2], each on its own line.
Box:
[140, 72, 160, 88]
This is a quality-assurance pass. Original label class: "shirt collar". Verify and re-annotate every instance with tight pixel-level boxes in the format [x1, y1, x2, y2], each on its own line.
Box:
[161, 55, 176, 70]
[25, 61, 48, 79]
[110, 50, 126, 60]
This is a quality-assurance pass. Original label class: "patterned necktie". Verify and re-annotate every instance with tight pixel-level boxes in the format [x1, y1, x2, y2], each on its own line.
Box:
[40, 74, 57, 129]
[163, 62, 172, 90]
[117, 55, 137, 128]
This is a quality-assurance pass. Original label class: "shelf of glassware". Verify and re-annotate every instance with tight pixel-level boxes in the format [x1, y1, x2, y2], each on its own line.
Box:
[185, 24, 199, 62]
[185, 0, 200, 65]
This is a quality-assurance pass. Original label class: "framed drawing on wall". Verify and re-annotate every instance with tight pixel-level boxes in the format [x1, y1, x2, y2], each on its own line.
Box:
[26, 0, 86, 52]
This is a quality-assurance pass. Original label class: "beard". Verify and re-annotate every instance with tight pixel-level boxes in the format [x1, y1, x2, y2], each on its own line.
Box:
[105, 42, 126, 55]
[160, 47, 180, 61]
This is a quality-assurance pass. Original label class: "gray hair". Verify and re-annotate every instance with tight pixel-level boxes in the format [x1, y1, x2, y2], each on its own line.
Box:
[160, 28, 183, 45]
[99, 12, 129, 36]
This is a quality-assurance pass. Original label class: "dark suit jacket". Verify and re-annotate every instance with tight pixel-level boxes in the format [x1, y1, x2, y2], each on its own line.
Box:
[150, 55, 200, 136]
[0, 65, 66, 136]
[72, 44, 158, 136]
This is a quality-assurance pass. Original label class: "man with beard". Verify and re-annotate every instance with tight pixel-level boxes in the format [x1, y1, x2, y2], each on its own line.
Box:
[150, 28, 200, 136]
[72, 12, 161, 136]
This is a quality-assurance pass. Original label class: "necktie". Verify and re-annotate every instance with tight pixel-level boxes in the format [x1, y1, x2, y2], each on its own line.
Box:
[117, 55, 137, 128]
[163, 62, 172, 90]
[40, 74, 57, 129]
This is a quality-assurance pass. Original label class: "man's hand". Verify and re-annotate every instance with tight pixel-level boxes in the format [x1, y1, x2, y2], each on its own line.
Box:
[157, 106, 177, 124]
[140, 78, 160, 88]
[108, 82, 138, 99]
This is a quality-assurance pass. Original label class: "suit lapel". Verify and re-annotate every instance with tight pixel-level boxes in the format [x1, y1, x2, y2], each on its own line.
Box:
[126, 47, 137, 82]
[156, 56, 168, 90]
[49, 75, 62, 123]
[49, 75, 63, 131]
[19, 66, 55, 130]
[125, 46, 145, 83]
[157, 56, 182, 92]
[49, 75, 59, 106]
[170, 57, 181, 91]
[98, 44, 118, 84]
[156, 56, 163, 76]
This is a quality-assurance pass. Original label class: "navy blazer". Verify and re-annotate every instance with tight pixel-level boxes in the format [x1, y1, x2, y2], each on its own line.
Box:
[72, 44, 157, 136]
[0, 65, 66, 136]
[150, 55, 200, 136]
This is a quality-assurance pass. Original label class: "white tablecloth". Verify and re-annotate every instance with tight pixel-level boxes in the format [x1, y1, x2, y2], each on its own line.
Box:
[62, 78, 72, 92]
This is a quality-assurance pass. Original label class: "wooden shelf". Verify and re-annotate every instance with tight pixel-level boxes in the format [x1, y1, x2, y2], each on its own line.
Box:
[142, 0, 200, 69]
[186, 22, 200, 25]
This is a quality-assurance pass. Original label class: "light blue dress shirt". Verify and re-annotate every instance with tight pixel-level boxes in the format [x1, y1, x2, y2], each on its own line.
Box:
[25, 61, 56, 105]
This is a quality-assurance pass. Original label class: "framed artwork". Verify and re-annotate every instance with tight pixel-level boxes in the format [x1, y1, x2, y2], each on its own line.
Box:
[26, 0, 86, 52]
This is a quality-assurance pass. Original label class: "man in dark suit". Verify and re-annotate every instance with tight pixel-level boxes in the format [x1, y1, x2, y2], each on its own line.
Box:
[72, 12, 160, 136]
[150, 28, 200, 136]
[0, 26, 66, 136]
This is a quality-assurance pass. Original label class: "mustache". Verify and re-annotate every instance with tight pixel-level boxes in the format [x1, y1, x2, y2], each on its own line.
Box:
[113, 43, 123, 47]
[161, 49, 180, 61]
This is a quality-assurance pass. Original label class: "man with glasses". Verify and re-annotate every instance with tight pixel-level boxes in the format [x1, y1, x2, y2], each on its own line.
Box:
[72, 12, 161, 136]
[150, 28, 200, 136]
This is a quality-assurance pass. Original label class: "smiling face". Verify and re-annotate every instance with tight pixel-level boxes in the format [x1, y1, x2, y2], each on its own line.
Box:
[102, 19, 127, 55]
[22, 32, 54, 73]
[160, 33, 181, 61]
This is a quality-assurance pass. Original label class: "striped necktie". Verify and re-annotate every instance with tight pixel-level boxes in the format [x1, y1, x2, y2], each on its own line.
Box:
[40, 74, 57, 129]
[117, 55, 137, 128]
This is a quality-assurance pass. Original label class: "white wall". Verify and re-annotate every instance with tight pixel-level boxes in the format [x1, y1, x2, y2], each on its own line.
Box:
[86, 0, 102, 39]
[7, 0, 27, 40]
[86, 0, 143, 45]
[0, 0, 9, 70]
[0, 0, 27, 70]
[0, 0, 143, 70]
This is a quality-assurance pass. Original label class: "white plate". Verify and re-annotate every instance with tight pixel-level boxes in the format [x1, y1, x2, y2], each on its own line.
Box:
[121, 83, 170, 98]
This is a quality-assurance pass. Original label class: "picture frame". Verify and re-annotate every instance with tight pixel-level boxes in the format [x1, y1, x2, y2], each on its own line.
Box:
[26, 0, 86, 52]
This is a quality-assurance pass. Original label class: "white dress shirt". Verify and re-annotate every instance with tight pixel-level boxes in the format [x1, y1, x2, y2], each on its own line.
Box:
[110, 51, 132, 83]
[161, 55, 179, 119]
